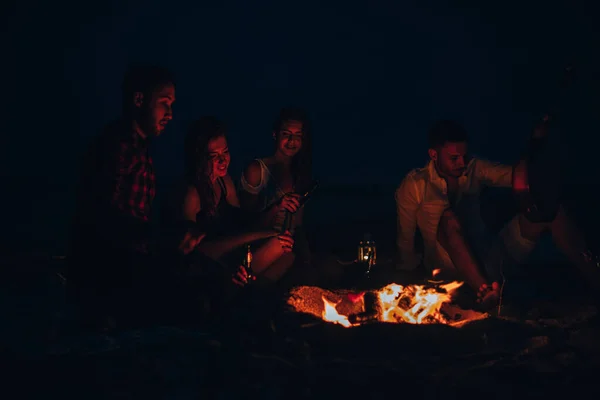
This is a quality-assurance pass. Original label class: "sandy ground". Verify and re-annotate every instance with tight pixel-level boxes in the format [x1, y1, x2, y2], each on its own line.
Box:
[3, 254, 600, 398]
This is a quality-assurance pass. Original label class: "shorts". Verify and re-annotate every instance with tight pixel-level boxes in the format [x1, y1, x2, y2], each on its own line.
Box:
[435, 194, 537, 282]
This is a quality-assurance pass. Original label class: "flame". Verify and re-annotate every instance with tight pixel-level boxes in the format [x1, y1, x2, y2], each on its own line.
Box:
[321, 281, 465, 327]
[321, 296, 352, 327]
[287, 271, 488, 329]
[376, 282, 463, 324]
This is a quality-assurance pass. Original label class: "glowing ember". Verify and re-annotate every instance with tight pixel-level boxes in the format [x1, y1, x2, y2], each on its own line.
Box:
[376, 281, 462, 325]
[321, 297, 352, 328]
[287, 280, 487, 328]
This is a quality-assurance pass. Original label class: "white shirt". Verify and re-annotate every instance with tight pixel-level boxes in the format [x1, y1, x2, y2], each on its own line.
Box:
[395, 158, 513, 272]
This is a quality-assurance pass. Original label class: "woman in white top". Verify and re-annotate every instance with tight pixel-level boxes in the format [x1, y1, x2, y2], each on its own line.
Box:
[239, 108, 314, 284]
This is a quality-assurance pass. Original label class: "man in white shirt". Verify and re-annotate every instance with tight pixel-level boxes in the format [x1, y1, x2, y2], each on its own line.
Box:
[395, 120, 600, 308]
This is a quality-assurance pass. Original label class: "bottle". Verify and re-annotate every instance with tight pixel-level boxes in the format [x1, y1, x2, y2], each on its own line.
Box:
[281, 210, 294, 234]
[279, 181, 319, 236]
[358, 239, 365, 262]
[368, 236, 377, 266]
[362, 233, 376, 277]
[244, 245, 253, 281]
[297, 180, 319, 207]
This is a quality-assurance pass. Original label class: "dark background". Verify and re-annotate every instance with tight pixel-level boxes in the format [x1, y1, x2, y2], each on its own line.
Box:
[3, 0, 599, 257]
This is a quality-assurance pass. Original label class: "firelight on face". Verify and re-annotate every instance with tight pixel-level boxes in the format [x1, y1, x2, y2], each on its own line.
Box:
[433, 141, 468, 178]
[144, 83, 175, 137]
[276, 120, 304, 157]
[207, 135, 230, 179]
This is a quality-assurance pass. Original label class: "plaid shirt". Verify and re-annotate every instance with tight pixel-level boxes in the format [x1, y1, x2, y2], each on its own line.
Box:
[111, 129, 156, 221]
[75, 120, 156, 253]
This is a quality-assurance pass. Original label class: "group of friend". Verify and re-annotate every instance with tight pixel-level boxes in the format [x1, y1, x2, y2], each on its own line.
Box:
[68, 65, 313, 330]
[67, 64, 600, 331]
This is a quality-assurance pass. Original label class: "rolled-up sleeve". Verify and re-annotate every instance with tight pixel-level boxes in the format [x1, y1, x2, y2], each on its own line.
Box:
[395, 175, 421, 270]
[475, 159, 513, 188]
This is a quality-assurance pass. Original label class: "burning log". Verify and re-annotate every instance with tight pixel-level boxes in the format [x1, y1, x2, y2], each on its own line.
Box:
[286, 281, 488, 328]
[348, 292, 379, 325]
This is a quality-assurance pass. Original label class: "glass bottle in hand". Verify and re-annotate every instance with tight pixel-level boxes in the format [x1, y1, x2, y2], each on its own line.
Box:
[243, 244, 254, 282]
[298, 180, 319, 207]
[281, 180, 319, 234]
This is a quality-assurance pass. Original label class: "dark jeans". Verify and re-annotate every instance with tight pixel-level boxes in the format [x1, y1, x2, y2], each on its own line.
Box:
[67, 239, 236, 327]
[67, 245, 160, 329]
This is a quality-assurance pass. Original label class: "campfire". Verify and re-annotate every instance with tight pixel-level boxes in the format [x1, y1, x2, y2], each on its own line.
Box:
[287, 273, 488, 328]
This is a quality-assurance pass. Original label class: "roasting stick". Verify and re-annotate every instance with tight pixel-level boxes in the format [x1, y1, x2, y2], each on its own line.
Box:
[497, 258, 506, 316]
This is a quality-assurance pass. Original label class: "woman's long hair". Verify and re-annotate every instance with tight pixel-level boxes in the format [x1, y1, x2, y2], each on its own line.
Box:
[273, 107, 313, 192]
[184, 116, 226, 217]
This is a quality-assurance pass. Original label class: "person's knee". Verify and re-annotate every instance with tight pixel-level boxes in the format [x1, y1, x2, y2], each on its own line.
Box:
[516, 213, 547, 242]
[437, 208, 463, 246]
[495, 215, 536, 266]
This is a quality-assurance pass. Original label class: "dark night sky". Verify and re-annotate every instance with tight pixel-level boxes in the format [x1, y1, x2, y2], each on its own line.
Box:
[2, 0, 599, 252]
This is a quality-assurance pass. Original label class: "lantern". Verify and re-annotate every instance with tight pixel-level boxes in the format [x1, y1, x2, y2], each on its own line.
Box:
[358, 234, 377, 268]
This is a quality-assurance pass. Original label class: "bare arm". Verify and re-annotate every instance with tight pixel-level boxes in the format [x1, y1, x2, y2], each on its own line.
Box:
[239, 160, 280, 228]
[182, 184, 275, 260]
[181, 185, 201, 222]
[395, 175, 421, 270]
[476, 119, 549, 190]
[223, 174, 240, 208]
[475, 159, 513, 188]
[196, 230, 278, 261]
[239, 160, 263, 212]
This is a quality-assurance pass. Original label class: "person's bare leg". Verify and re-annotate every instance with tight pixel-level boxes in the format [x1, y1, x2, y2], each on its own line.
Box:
[437, 208, 497, 306]
[260, 252, 295, 283]
[516, 213, 548, 250]
[251, 236, 287, 273]
[550, 206, 600, 291]
[497, 212, 548, 275]
[250, 236, 295, 284]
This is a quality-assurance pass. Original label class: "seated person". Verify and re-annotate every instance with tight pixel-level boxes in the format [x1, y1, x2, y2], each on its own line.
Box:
[68, 65, 182, 330]
[395, 119, 600, 309]
[239, 108, 316, 285]
[70, 67, 246, 329]
[162, 116, 295, 294]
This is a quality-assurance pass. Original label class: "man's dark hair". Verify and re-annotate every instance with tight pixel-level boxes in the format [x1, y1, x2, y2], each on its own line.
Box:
[121, 64, 175, 113]
[428, 120, 469, 149]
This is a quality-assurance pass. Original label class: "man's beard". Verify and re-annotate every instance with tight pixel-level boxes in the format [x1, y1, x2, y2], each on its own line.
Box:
[435, 161, 460, 178]
[137, 108, 160, 137]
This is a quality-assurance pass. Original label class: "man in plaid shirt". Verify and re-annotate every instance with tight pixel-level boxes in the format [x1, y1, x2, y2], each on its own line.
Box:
[78, 118, 158, 254]
[69, 65, 203, 329]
